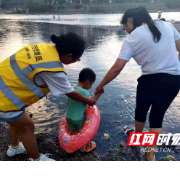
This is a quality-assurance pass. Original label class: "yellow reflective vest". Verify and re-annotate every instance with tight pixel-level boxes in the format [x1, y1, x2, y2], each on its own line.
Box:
[0, 43, 66, 112]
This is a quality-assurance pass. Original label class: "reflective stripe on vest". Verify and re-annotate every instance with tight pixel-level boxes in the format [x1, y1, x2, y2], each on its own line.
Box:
[22, 61, 64, 76]
[0, 76, 27, 109]
[10, 54, 45, 99]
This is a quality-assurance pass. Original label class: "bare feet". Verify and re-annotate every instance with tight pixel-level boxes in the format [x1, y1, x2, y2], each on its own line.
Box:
[85, 143, 91, 150]
[84, 141, 96, 153]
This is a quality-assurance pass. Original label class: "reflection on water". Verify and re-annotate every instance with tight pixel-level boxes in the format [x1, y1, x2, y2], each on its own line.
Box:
[0, 17, 180, 160]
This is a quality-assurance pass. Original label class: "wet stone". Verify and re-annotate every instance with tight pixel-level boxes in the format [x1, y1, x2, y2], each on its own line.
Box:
[160, 157, 170, 161]
[167, 155, 176, 161]
[104, 133, 110, 140]
[124, 127, 135, 136]
[119, 142, 126, 148]
[114, 121, 122, 125]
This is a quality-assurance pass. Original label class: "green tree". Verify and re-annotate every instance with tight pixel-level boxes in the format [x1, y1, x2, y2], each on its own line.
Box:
[25, 0, 54, 12]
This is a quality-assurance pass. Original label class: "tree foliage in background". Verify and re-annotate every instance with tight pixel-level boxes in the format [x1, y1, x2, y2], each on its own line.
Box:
[25, 0, 54, 12]
[164, 0, 180, 9]
[2, 0, 180, 11]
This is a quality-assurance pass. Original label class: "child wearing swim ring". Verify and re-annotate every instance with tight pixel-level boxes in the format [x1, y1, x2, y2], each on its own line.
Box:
[66, 68, 101, 153]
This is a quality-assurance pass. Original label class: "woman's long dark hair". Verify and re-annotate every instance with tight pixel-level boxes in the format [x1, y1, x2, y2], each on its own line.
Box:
[121, 6, 161, 43]
[51, 32, 86, 59]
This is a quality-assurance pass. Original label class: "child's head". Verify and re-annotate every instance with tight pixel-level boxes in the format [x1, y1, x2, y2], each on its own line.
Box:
[78, 68, 96, 90]
[51, 33, 86, 65]
[160, 18, 166, 21]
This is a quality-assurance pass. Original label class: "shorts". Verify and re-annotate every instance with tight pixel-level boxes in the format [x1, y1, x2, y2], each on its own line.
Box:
[135, 73, 180, 128]
[66, 117, 85, 133]
[0, 111, 25, 123]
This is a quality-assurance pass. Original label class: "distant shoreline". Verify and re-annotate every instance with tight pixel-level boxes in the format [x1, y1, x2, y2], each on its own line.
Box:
[1, 1, 179, 15]
[0, 13, 179, 33]
[1, 9, 180, 15]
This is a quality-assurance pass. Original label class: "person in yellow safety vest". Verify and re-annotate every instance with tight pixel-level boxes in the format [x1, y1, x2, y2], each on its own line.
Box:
[0, 32, 97, 161]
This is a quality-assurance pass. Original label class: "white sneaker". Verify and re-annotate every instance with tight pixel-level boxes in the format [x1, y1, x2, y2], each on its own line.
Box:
[30, 154, 55, 161]
[7, 142, 26, 157]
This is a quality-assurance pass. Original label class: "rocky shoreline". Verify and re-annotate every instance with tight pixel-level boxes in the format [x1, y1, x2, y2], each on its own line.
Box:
[0, 122, 145, 161]
[0, 122, 179, 161]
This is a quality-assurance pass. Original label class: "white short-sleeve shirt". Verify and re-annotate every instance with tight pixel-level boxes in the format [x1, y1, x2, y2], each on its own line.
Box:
[0, 72, 74, 118]
[118, 21, 180, 75]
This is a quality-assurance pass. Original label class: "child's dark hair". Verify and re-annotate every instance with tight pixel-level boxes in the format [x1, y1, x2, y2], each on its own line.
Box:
[121, 6, 161, 43]
[160, 18, 166, 21]
[79, 68, 96, 83]
[51, 32, 86, 59]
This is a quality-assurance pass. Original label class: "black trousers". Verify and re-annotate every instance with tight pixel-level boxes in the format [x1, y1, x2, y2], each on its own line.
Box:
[135, 73, 180, 128]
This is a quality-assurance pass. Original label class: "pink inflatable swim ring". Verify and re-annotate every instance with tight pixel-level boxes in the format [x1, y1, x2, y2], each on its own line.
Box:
[58, 105, 100, 152]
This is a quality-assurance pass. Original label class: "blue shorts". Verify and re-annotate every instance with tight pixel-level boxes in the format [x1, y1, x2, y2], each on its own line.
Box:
[0, 111, 25, 123]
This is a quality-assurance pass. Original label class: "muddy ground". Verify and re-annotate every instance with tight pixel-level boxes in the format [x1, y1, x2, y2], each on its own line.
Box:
[0, 121, 148, 161]
[1, 122, 179, 161]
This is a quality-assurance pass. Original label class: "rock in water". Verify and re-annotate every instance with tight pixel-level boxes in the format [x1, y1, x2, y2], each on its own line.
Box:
[114, 121, 122, 125]
[119, 142, 126, 148]
[124, 126, 135, 135]
[104, 133, 110, 140]
[167, 155, 176, 161]
[160, 157, 169, 161]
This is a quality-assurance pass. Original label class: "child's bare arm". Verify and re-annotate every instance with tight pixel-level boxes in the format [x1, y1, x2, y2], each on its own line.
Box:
[66, 90, 96, 106]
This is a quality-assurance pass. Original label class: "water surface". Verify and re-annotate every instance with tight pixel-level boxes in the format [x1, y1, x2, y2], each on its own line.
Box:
[0, 12, 180, 26]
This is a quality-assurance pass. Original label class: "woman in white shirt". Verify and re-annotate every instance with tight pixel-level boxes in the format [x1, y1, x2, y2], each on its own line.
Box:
[95, 6, 180, 161]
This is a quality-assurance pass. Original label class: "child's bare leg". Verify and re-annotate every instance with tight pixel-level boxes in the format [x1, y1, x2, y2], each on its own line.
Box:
[8, 125, 21, 147]
[9, 112, 40, 160]
[85, 142, 91, 149]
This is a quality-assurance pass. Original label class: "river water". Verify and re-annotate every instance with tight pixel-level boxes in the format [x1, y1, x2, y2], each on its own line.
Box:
[0, 12, 180, 26]
[0, 12, 180, 160]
